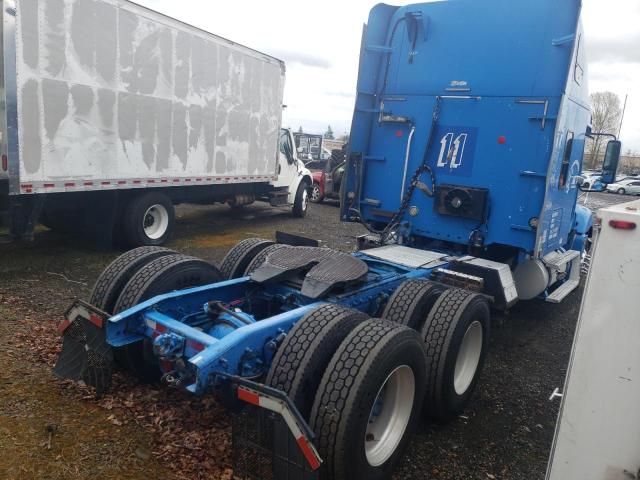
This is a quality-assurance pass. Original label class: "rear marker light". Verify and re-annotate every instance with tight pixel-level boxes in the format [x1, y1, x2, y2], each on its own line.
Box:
[1, 154, 7, 171]
[497, 136, 507, 145]
[609, 220, 636, 230]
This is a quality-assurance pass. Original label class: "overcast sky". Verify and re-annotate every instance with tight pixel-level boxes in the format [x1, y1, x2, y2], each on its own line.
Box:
[138, 0, 640, 153]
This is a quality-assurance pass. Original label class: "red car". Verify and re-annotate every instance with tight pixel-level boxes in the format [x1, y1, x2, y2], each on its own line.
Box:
[310, 155, 346, 203]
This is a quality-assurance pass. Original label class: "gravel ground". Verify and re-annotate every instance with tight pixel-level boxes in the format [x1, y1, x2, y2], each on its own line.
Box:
[0, 192, 631, 479]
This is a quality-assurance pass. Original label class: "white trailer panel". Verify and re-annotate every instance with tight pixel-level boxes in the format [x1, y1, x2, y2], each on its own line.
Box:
[547, 199, 640, 480]
[9, 0, 285, 193]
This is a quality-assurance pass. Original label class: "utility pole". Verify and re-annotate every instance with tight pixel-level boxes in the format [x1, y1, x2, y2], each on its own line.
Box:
[618, 94, 628, 137]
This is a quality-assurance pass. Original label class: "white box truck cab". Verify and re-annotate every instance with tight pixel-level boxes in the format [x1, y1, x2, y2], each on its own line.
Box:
[0, 0, 311, 247]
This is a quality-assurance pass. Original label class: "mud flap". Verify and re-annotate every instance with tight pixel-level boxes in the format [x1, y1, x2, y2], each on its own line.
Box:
[53, 300, 113, 397]
[231, 377, 321, 480]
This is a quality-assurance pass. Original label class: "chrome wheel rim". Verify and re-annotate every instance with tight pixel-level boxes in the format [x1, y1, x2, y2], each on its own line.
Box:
[365, 365, 415, 467]
[453, 321, 483, 395]
[301, 187, 308, 211]
[143, 204, 169, 240]
[310, 184, 321, 201]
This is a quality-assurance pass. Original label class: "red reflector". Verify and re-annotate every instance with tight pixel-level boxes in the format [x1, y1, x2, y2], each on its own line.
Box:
[497, 136, 507, 145]
[609, 220, 636, 230]
[237, 387, 260, 406]
[395, 130, 403, 138]
[297, 436, 322, 470]
[1, 154, 7, 171]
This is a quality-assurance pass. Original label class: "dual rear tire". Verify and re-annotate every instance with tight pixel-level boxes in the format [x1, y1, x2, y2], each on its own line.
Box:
[266, 306, 427, 480]
[265, 281, 490, 479]
[383, 280, 490, 421]
[89, 247, 222, 381]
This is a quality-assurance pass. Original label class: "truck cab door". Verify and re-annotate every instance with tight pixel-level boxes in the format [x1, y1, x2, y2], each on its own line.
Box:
[271, 129, 301, 190]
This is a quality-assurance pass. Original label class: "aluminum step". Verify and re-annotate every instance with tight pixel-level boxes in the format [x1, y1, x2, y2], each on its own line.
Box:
[546, 279, 580, 304]
[543, 250, 580, 270]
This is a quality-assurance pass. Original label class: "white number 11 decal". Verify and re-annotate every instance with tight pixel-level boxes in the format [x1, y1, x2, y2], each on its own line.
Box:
[437, 133, 468, 169]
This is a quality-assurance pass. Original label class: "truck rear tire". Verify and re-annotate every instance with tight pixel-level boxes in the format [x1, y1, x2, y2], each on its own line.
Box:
[219, 238, 274, 279]
[420, 288, 490, 422]
[292, 180, 309, 218]
[266, 304, 367, 419]
[382, 279, 447, 330]
[122, 192, 175, 247]
[90, 246, 176, 313]
[243, 243, 287, 275]
[113, 254, 222, 381]
[310, 319, 427, 480]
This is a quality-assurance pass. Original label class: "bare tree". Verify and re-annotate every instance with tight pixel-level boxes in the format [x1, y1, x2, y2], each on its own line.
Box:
[586, 92, 622, 169]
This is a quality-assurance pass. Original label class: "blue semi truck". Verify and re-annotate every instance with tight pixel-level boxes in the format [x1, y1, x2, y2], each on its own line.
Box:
[55, 1, 622, 479]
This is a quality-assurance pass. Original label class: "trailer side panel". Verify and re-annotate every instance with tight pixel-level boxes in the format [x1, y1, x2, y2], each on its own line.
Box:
[11, 0, 285, 194]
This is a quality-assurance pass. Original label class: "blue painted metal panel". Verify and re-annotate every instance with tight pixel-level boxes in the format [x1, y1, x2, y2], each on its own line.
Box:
[342, 0, 589, 258]
[380, 1, 581, 97]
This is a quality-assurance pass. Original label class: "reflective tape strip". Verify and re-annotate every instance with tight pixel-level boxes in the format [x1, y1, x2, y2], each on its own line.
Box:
[237, 387, 260, 405]
[88, 313, 104, 328]
[297, 436, 321, 471]
[57, 318, 71, 334]
[20, 175, 279, 193]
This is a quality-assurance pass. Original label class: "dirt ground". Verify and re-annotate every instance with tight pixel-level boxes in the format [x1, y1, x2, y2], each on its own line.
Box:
[0, 192, 630, 479]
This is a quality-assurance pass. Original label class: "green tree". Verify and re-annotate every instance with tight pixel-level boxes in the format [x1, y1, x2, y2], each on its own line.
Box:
[297, 126, 303, 134]
[324, 125, 335, 140]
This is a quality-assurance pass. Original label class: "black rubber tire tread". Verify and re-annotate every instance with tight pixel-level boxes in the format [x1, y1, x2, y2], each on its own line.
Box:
[382, 279, 447, 330]
[309, 319, 428, 480]
[89, 246, 176, 314]
[113, 254, 222, 382]
[114, 254, 222, 313]
[420, 288, 490, 422]
[219, 238, 274, 280]
[244, 243, 287, 276]
[122, 192, 175, 247]
[292, 180, 309, 218]
[265, 304, 368, 420]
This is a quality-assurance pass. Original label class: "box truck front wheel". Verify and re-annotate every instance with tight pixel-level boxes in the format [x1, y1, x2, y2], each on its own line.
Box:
[292, 180, 309, 218]
[309, 319, 427, 480]
[123, 192, 175, 247]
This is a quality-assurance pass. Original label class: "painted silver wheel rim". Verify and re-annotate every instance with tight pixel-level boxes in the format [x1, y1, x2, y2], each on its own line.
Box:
[365, 365, 415, 467]
[310, 184, 321, 201]
[453, 320, 483, 395]
[143, 204, 169, 240]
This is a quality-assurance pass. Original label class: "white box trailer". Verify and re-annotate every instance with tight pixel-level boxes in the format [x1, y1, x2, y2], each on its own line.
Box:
[0, 0, 312, 246]
[547, 199, 640, 479]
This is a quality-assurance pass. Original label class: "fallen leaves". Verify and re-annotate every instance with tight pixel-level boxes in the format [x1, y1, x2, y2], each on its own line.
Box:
[3, 292, 235, 480]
